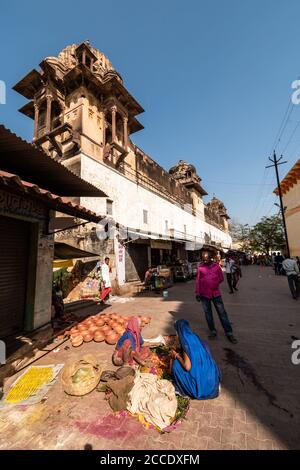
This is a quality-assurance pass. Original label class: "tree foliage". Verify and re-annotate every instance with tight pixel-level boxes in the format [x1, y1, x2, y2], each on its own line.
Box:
[230, 215, 285, 254]
[229, 219, 251, 252]
[248, 215, 285, 254]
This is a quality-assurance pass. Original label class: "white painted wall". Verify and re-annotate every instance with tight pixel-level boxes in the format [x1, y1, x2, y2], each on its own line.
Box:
[283, 183, 300, 256]
[80, 153, 232, 249]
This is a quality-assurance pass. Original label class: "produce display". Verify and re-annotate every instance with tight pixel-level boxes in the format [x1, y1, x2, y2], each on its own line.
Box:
[62, 313, 151, 348]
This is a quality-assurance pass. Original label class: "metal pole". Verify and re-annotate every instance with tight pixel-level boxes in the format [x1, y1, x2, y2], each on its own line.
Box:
[266, 152, 290, 257]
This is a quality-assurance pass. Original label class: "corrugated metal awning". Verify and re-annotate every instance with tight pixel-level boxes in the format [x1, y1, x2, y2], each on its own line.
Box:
[0, 125, 107, 197]
[54, 242, 99, 260]
[0, 171, 103, 223]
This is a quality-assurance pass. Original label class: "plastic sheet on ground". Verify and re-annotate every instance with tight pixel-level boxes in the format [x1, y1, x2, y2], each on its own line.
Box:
[110, 296, 135, 303]
[0, 364, 64, 408]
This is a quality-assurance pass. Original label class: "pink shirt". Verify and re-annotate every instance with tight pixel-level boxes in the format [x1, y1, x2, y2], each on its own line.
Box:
[195, 262, 224, 299]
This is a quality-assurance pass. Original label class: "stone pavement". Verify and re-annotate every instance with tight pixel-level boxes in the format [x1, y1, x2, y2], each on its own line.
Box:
[0, 266, 299, 450]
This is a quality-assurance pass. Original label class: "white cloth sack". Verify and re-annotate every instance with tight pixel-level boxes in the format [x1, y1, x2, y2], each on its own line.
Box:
[127, 372, 177, 430]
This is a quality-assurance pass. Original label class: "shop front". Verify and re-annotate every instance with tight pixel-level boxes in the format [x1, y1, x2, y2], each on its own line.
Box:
[0, 171, 103, 341]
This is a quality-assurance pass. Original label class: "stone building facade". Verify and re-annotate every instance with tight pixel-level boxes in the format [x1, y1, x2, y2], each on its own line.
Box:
[14, 41, 232, 288]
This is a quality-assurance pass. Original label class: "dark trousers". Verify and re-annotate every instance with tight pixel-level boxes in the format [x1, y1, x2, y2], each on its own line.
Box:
[287, 274, 300, 299]
[200, 296, 233, 334]
[226, 273, 237, 292]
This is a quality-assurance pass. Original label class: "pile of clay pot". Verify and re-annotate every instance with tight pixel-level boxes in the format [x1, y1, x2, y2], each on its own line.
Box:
[64, 313, 151, 348]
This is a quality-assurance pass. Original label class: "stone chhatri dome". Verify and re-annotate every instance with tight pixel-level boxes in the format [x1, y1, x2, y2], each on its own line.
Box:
[169, 160, 198, 180]
[44, 41, 123, 83]
[169, 160, 208, 196]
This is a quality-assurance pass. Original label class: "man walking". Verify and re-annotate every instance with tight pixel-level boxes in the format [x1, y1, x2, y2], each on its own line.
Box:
[282, 255, 300, 299]
[195, 251, 238, 343]
[224, 254, 239, 293]
[100, 257, 112, 304]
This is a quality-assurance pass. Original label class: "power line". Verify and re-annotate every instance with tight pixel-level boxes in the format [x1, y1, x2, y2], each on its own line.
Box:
[205, 180, 275, 186]
[271, 98, 294, 154]
[249, 86, 296, 225]
[266, 152, 290, 256]
[281, 119, 300, 154]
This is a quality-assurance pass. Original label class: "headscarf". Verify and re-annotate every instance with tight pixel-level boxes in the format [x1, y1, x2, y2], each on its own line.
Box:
[172, 319, 221, 400]
[116, 316, 143, 352]
[126, 317, 141, 351]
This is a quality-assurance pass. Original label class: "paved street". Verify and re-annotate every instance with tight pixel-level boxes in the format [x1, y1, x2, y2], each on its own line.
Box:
[0, 265, 300, 450]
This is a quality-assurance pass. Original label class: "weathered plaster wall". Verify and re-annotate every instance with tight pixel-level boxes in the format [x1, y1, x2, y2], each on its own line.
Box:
[80, 153, 232, 248]
[283, 182, 300, 256]
[33, 227, 54, 329]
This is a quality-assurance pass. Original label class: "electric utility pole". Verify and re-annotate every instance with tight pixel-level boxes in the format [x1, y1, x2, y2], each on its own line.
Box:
[266, 152, 290, 257]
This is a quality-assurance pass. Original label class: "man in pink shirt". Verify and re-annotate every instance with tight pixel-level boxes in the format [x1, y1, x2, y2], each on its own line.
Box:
[195, 252, 237, 343]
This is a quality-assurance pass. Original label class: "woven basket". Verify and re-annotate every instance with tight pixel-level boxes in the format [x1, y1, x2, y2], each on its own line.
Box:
[61, 354, 102, 396]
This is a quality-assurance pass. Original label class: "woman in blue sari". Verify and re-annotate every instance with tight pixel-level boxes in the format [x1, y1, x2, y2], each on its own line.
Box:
[170, 319, 221, 400]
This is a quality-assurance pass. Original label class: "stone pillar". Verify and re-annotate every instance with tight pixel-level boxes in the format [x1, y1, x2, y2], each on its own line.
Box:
[45, 95, 52, 133]
[100, 111, 105, 146]
[33, 103, 39, 141]
[123, 116, 128, 149]
[82, 49, 86, 65]
[111, 105, 117, 142]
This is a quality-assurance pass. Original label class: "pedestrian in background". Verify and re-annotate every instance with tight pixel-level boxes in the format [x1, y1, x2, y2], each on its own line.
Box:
[195, 251, 238, 343]
[100, 257, 112, 304]
[275, 252, 284, 275]
[282, 255, 300, 299]
[224, 254, 238, 294]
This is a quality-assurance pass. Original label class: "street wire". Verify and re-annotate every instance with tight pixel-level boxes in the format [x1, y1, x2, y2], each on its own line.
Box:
[248, 87, 296, 225]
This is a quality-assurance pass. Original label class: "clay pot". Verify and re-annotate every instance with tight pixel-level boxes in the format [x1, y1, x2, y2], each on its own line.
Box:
[105, 332, 118, 345]
[78, 328, 89, 336]
[94, 331, 105, 342]
[83, 332, 93, 342]
[71, 331, 82, 338]
[71, 335, 83, 347]
[114, 325, 125, 335]
[102, 325, 111, 334]
[95, 318, 105, 327]
[70, 326, 79, 334]
[89, 324, 98, 333]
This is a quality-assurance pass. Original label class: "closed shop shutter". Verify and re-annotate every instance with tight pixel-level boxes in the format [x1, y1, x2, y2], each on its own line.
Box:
[0, 215, 30, 338]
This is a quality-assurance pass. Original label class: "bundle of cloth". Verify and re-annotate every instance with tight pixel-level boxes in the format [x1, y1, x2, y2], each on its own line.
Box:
[127, 372, 177, 430]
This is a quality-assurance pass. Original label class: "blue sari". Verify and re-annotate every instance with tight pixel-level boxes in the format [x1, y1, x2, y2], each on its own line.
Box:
[172, 320, 221, 400]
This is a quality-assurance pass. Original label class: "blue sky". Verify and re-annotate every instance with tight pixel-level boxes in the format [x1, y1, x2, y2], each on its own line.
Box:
[1, 0, 300, 224]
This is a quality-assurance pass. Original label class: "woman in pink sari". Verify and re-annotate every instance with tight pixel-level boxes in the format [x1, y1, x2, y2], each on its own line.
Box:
[112, 317, 151, 367]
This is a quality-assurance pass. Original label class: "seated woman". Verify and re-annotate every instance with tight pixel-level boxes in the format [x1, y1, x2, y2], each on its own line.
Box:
[112, 317, 151, 367]
[170, 319, 221, 400]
